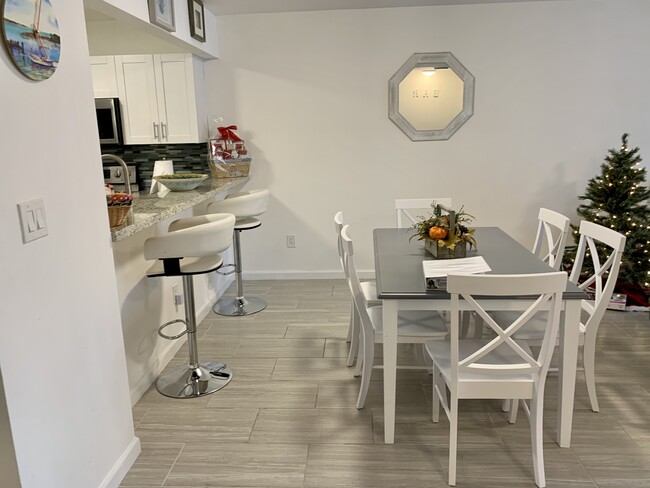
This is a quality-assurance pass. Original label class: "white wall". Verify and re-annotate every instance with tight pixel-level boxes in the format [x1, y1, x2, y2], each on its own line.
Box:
[206, 0, 650, 276]
[0, 3, 138, 488]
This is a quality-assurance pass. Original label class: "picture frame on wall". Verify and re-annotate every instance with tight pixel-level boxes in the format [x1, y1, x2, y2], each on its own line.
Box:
[188, 0, 205, 42]
[148, 0, 176, 32]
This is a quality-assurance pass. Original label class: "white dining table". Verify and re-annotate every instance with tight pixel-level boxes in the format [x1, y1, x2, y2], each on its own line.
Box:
[373, 227, 587, 447]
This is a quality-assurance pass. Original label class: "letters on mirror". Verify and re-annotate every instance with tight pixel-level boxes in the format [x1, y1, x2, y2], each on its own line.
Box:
[388, 52, 474, 141]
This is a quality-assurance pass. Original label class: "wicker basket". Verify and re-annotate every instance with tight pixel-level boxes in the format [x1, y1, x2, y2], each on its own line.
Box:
[209, 157, 251, 179]
[107, 205, 131, 227]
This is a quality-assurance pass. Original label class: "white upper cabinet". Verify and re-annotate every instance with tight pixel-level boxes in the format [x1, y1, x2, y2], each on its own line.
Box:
[109, 53, 207, 144]
[90, 56, 119, 98]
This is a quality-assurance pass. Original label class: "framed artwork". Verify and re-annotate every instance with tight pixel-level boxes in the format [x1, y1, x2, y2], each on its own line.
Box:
[1, 0, 61, 81]
[148, 0, 175, 32]
[188, 0, 205, 42]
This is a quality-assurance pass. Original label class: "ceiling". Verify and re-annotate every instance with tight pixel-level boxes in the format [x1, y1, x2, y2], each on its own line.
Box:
[202, 0, 560, 16]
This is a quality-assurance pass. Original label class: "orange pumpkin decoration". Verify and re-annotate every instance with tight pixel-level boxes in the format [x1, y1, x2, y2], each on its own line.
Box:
[429, 226, 449, 240]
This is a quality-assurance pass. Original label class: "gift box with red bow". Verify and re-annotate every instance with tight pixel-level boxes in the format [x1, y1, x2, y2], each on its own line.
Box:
[209, 125, 248, 160]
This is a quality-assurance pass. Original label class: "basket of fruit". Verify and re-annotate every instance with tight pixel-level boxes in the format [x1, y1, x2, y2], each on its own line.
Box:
[106, 187, 133, 228]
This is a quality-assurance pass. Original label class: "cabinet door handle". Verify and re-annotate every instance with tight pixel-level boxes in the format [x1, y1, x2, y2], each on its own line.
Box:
[161, 123, 167, 140]
[153, 122, 159, 140]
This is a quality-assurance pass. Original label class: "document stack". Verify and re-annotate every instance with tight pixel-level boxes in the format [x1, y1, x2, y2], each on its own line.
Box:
[422, 256, 492, 290]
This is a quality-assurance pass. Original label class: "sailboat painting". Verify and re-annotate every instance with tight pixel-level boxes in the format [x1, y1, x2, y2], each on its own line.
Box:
[1, 0, 61, 81]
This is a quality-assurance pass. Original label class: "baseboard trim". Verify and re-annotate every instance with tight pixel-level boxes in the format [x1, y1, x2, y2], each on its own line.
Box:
[243, 270, 375, 280]
[99, 436, 141, 488]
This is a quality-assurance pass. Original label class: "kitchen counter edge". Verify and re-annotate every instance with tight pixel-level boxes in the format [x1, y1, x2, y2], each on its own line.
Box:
[110, 177, 249, 242]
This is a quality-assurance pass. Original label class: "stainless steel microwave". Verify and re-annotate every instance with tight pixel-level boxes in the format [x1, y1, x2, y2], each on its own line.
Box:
[95, 98, 123, 145]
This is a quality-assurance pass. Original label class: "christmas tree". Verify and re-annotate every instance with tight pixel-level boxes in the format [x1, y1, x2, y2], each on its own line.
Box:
[573, 133, 650, 290]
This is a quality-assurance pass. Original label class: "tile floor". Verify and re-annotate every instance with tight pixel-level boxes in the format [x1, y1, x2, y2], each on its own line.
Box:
[120, 279, 650, 488]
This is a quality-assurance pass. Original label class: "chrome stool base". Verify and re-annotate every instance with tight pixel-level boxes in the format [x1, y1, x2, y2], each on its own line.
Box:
[213, 296, 267, 316]
[156, 361, 233, 399]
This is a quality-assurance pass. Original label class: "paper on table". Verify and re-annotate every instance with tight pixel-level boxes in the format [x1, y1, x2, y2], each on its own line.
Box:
[423, 256, 492, 290]
[150, 160, 174, 194]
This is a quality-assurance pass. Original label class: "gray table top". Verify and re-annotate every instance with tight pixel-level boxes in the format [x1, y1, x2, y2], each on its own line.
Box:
[373, 227, 586, 300]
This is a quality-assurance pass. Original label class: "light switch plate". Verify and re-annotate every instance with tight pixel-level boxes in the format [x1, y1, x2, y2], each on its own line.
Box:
[17, 198, 48, 243]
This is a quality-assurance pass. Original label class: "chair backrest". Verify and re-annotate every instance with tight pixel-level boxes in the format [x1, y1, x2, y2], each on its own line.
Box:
[340, 225, 374, 341]
[569, 220, 626, 337]
[395, 198, 453, 228]
[207, 189, 270, 219]
[334, 211, 348, 277]
[447, 272, 567, 382]
[533, 208, 570, 270]
[144, 213, 236, 260]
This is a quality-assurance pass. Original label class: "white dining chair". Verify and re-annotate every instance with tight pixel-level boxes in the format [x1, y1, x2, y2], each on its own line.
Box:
[395, 198, 453, 228]
[341, 224, 448, 409]
[533, 208, 571, 270]
[497, 220, 626, 415]
[473, 208, 571, 341]
[426, 271, 567, 488]
[334, 212, 380, 368]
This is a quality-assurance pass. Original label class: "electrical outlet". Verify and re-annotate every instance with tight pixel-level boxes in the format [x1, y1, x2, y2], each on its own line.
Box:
[287, 234, 296, 248]
[172, 284, 183, 311]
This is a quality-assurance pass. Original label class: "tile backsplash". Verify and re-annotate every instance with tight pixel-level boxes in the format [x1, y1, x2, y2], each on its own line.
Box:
[100, 142, 209, 192]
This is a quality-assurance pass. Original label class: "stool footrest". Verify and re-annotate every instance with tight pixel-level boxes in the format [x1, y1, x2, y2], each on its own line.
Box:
[158, 319, 188, 340]
[216, 263, 236, 276]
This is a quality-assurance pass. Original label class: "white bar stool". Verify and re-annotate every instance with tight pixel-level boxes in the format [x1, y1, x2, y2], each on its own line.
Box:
[207, 189, 270, 316]
[144, 213, 236, 399]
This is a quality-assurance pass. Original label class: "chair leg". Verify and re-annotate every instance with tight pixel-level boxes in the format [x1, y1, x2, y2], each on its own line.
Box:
[432, 364, 441, 423]
[346, 306, 360, 367]
[460, 311, 470, 338]
[473, 313, 484, 339]
[583, 337, 600, 412]
[156, 275, 233, 399]
[346, 301, 354, 342]
[213, 229, 267, 316]
[448, 393, 459, 486]
[508, 399, 519, 424]
[356, 331, 375, 409]
[530, 388, 547, 487]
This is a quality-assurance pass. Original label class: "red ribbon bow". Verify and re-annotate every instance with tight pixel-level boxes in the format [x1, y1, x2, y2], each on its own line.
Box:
[217, 125, 242, 142]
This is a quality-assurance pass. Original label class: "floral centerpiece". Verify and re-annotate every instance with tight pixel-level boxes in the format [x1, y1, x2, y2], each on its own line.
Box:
[411, 203, 477, 258]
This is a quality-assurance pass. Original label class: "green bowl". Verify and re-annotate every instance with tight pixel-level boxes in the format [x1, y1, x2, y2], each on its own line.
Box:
[154, 174, 208, 191]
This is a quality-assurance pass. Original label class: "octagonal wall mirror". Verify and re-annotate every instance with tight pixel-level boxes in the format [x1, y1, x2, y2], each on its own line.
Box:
[389, 52, 475, 141]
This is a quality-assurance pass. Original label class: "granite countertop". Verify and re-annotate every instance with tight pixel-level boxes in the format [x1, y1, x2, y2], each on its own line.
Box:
[109, 177, 249, 242]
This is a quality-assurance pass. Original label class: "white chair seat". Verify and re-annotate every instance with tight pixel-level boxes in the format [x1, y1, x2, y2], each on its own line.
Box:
[361, 281, 380, 307]
[368, 307, 447, 338]
[426, 339, 536, 396]
[234, 217, 261, 230]
[493, 310, 590, 338]
[146, 255, 224, 277]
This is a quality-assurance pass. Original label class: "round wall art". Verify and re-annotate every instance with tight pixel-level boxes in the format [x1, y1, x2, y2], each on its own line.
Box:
[1, 0, 60, 81]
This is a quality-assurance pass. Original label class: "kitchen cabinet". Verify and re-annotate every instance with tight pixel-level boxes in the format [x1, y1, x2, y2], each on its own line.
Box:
[90, 56, 119, 98]
[114, 53, 208, 144]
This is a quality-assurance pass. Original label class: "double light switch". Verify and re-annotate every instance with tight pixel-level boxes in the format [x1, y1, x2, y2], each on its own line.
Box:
[18, 198, 48, 243]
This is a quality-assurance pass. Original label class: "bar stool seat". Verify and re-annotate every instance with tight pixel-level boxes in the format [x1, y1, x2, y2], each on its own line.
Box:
[144, 213, 236, 399]
[207, 189, 270, 316]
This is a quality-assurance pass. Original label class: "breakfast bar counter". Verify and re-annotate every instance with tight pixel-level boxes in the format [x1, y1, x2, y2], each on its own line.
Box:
[109, 176, 249, 242]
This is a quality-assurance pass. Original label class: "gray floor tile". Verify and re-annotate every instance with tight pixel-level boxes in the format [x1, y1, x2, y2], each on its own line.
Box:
[119, 279, 650, 488]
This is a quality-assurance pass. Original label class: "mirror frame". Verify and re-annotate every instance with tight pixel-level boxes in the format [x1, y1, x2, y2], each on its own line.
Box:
[388, 52, 475, 141]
